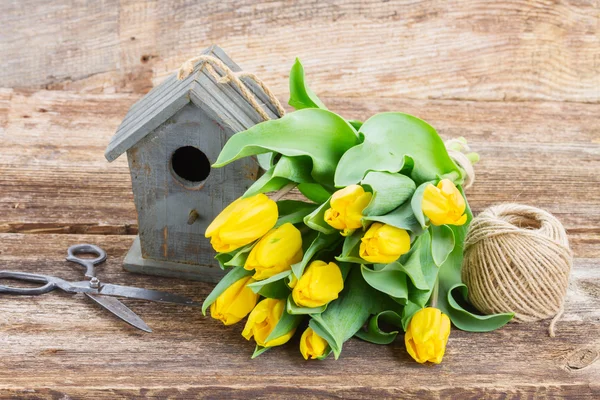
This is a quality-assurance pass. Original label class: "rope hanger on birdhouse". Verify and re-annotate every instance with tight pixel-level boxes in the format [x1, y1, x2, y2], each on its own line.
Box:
[177, 55, 286, 121]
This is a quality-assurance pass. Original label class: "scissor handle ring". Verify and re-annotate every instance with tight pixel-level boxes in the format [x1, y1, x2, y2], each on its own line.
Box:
[67, 244, 106, 264]
[0, 271, 57, 295]
[66, 244, 107, 278]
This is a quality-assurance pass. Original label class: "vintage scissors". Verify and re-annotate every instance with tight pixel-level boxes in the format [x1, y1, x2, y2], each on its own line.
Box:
[0, 244, 199, 333]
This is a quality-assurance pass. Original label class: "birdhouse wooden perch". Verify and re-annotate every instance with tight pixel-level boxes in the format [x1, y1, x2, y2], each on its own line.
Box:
[105, 45, 282, 282]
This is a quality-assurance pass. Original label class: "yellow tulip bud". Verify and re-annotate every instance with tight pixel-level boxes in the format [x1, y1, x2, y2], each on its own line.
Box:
[421, 179, 467, 226]
[205, 193, 278, 253]
[359, 222, 410, 264]
[209, 276, 259, 326]
[300, 327, 328, 360]
[324, 185, 372, 236]
[244, 223, 303, 280]
[292, 261, 344, 308]
[242, 298, 295, 347]
[405, 307, 451, 364]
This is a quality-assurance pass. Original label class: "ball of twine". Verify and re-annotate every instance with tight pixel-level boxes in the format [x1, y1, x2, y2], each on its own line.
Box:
[462, 204, 573, 337]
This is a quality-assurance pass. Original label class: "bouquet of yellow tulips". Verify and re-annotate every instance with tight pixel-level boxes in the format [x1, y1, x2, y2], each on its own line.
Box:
[202, 60, 514, 363]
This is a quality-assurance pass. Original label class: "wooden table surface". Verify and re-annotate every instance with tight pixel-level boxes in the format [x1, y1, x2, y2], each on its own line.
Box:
[1, 1, 599, 398]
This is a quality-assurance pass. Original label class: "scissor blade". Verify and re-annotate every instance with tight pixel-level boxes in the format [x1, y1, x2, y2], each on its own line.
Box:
[85, 293, 152, 333]
[97, 283, 199, 306]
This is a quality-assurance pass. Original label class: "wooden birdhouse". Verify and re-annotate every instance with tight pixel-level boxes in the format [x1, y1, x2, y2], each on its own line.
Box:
[105, 45, 281, 282]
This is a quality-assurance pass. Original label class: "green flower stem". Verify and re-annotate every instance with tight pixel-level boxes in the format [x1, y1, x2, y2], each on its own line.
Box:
[442, 170, 462, 184]
[430, 278, 440, 308]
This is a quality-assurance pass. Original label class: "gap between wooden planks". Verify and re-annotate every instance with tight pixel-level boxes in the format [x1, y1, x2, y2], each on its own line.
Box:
[0, 233, 598, 397]
[1, 88, 599, 234]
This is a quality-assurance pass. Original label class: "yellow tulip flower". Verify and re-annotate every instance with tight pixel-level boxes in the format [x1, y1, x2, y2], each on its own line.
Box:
[242, 298, 295, 347]
[205, 193, 278, 253]
[324, 185, 372, 236]
[210, 276, 259, 326]
[421, 179, 467, 226]
[244, 223, 303, 280]
[300, 327, 328, 360]
[292, 261, 344, 308]
[405, 307, 451, 364]
[359, 222, 411, 264]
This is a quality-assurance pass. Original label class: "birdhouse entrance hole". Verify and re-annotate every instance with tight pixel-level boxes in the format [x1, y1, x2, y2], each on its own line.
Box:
[170, 146, 211, 186]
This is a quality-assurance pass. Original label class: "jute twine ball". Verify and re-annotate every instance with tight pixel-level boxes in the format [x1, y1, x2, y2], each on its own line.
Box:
[462, 204, 573, 335]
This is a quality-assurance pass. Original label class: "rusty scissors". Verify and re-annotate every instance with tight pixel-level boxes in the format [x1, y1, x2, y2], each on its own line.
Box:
[0, 244, 199, 332]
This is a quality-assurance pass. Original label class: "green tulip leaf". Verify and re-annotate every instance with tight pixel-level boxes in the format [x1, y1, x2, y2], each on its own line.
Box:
[214, 252, 233, 270]
[410, 182, 431, 229]
[401, 301, 422, 331]
[430, 224, 455, 267]
[286, 294, 327, 315]
[258, 280, 290, 299]
[222, 243, 255, 268]
[247, 270, 291, 292]
[360, 264, 409, 300]
[436, 192, 514, 331]
[361, 171, 416, 216]
[443, 282, 514, 332]
[315, 348, 333, 361]
[214, 109, 358, 187]
[272, 155, 315, 183]
[291, 232, 342, 278]
[247, 270, 292, 299]
[309, 267, 375, 359]
[336, 262, 353, 281]
[308, 319, 340, 356]
[243, 166, 289, 198]
[363, 200, 423, 235]
[399, 252, 431, 292]
[335, 113, 461, 187]
[297, 182, 333, 204]
[251, 345, 270, 359]
[347, 120, 363, 131]
[355, 310, 404, 345]
[264, 307, 304, 344]
[303, 198, 338, 235]
[335, 230, 365, 264]
[201, 266, 253, 315]
[256, 152, 276, 170]
[403, 231, 439, 308]
[275, 200, 319, 227]
[288, 58, 328, 110]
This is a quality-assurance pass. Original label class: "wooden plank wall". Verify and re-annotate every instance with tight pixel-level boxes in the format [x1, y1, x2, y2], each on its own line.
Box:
[1, 1, 598, 102]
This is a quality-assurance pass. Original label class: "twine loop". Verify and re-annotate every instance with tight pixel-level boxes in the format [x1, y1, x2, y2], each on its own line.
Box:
[462, 204, 573, 337]
[177, 54, 286, 120]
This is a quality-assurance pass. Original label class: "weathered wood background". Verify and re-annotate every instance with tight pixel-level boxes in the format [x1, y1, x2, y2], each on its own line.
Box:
[1, 1, 599, 398]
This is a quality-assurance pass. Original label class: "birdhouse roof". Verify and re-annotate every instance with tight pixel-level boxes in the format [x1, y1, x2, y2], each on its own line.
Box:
[105, 45, 281, 162]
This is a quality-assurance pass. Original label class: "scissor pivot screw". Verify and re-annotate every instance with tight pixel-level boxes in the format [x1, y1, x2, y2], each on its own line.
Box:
[89, 277, 100, 288]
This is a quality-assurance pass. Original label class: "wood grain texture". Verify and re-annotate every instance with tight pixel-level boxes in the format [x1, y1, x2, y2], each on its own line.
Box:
[0, 88, 599, 397]
[1, 1, 600, 394]
[127, 104, 258, 266]
[1, 0, 599, 102]
[0, 233, 598, 398]
[1, 89, 599, 236]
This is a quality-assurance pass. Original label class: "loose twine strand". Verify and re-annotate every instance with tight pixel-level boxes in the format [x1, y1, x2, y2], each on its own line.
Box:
[462, 204, 573, 337]
[177, 55, 286, 120]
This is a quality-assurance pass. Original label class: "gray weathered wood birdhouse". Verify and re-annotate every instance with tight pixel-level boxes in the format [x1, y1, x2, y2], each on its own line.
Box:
[105, 45, 281, 282]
